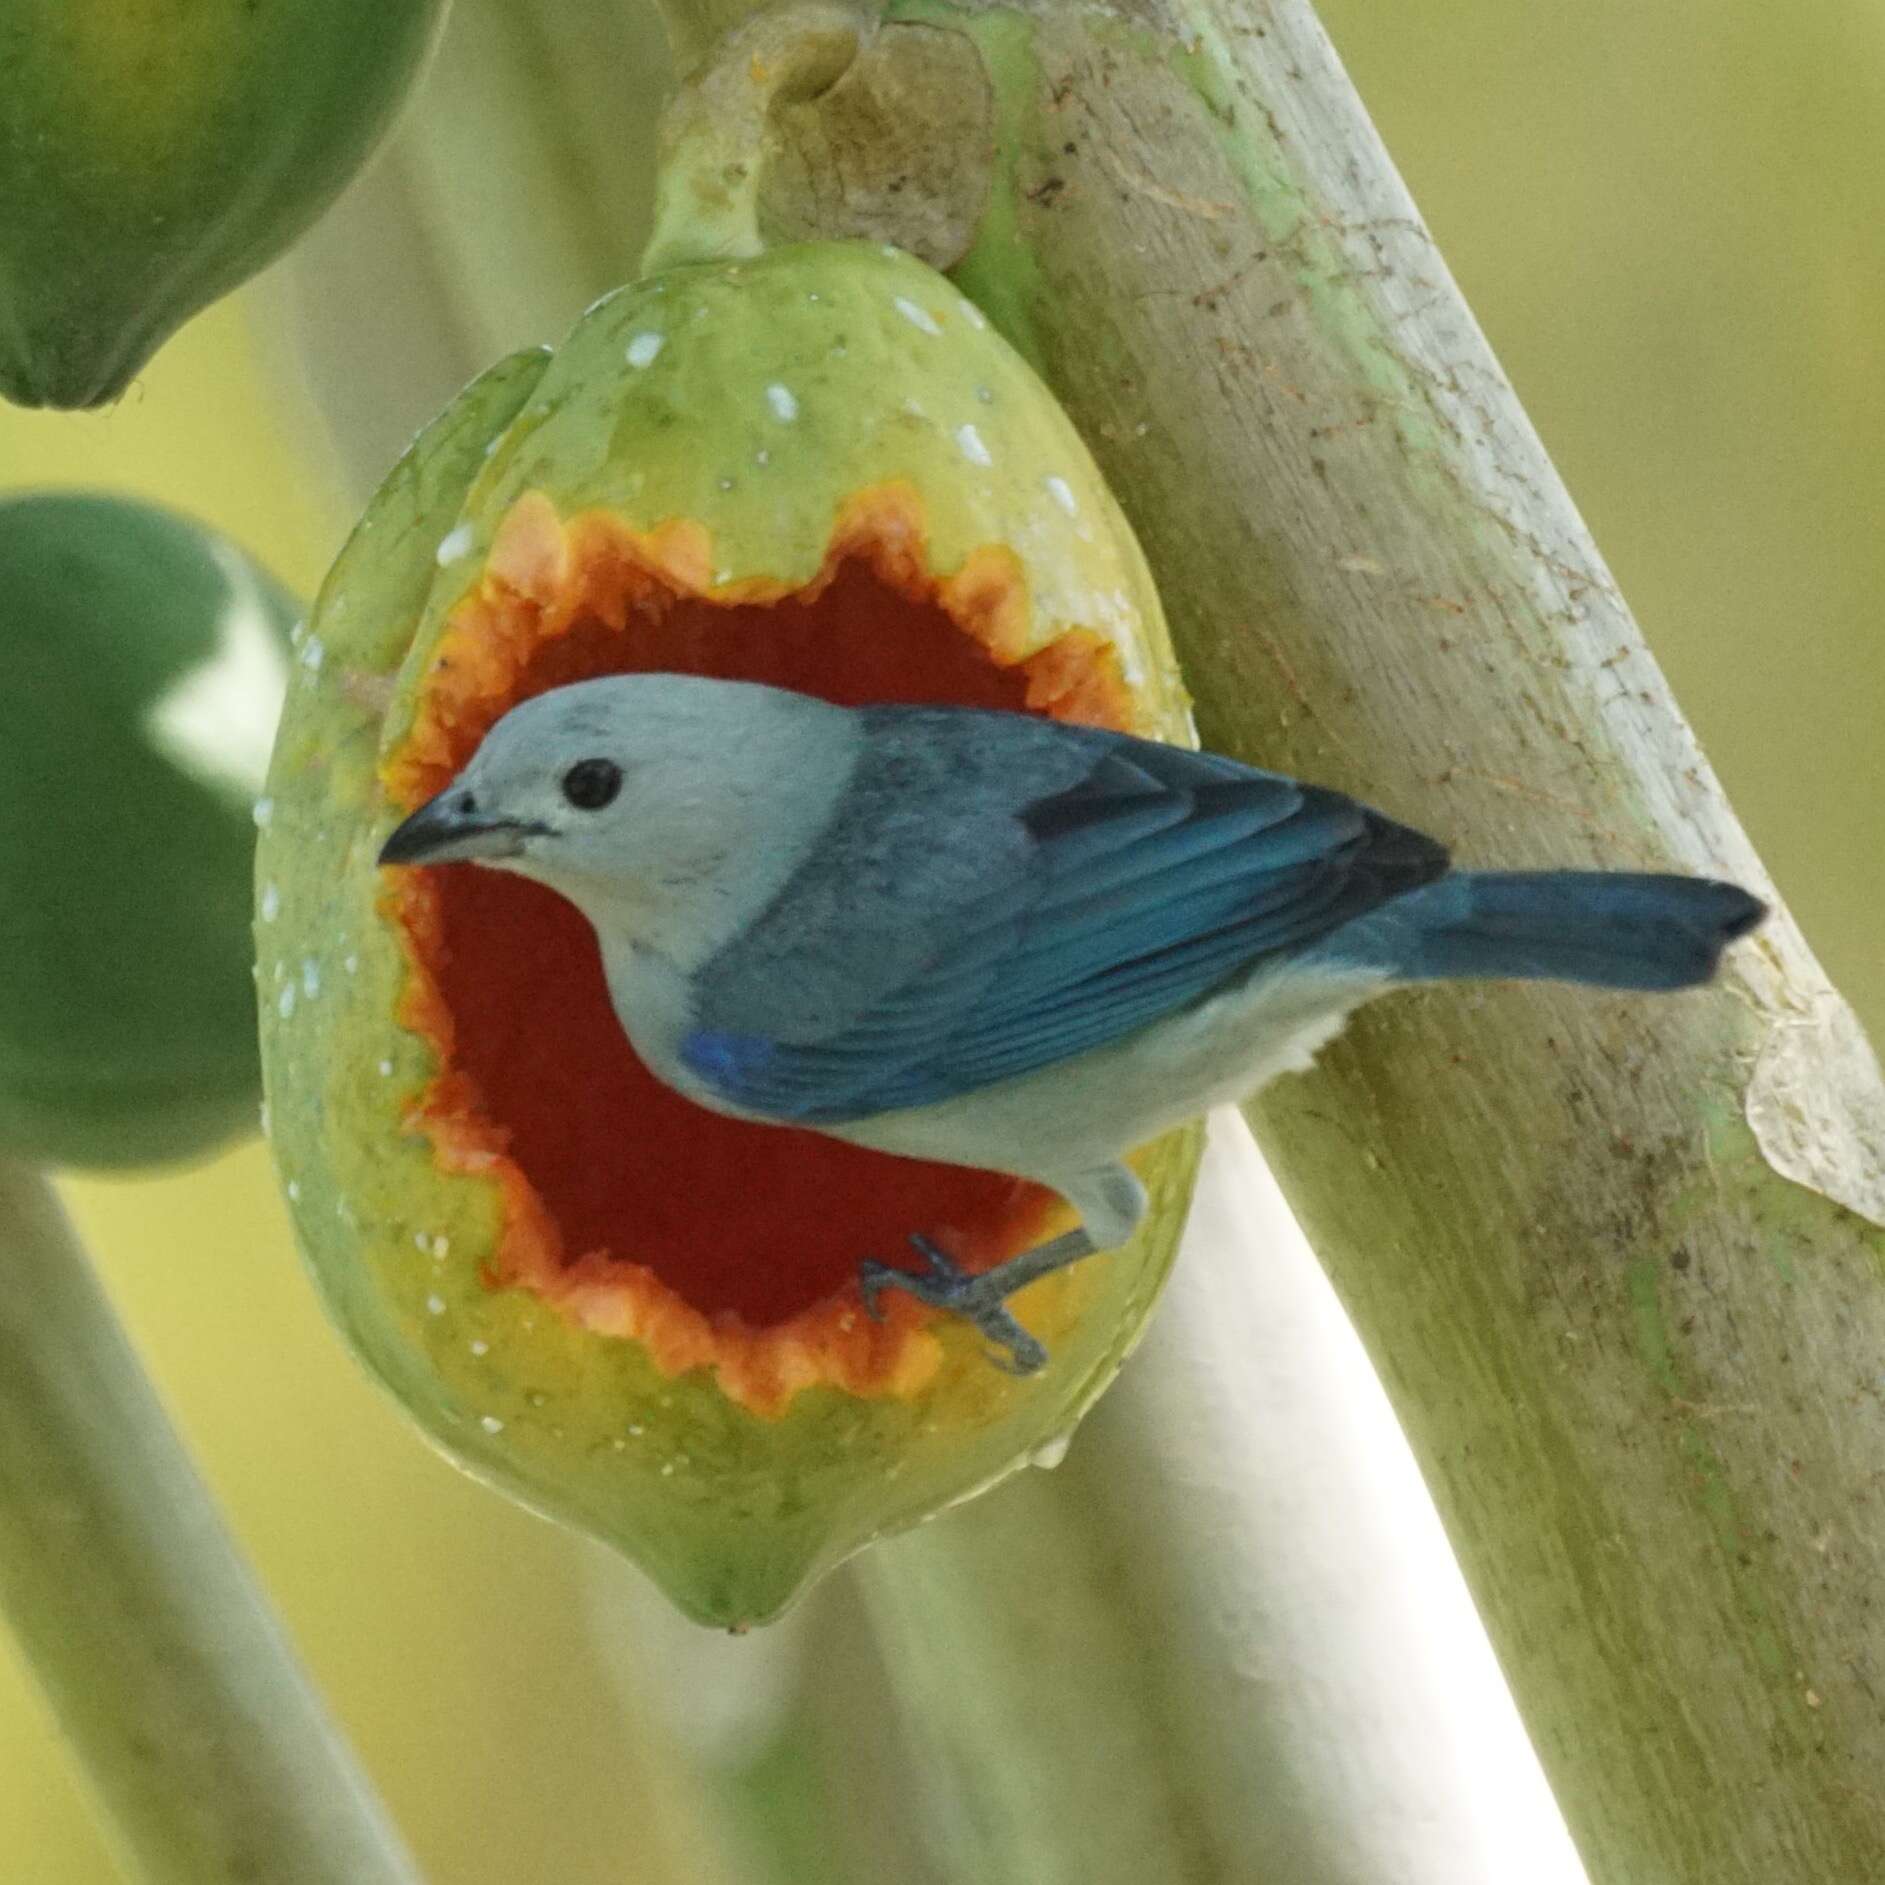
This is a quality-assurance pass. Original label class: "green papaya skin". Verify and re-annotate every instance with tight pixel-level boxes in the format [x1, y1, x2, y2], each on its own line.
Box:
[0, 491, 298, 1166]
[0, 1, 446, 409]
[259, 247, 1203, 1626]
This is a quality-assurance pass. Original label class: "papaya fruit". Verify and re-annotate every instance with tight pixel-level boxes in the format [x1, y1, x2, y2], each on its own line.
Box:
[0, 0, 445, 409]
[257, 243, 1202, 1627]
[0, 491, 297, 1166]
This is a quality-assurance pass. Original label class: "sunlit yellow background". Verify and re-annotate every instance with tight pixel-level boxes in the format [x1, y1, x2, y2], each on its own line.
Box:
[1, 1, 1879, 1877]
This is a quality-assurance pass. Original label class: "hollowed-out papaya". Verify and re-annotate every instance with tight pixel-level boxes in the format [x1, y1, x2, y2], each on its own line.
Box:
[257, 242, 1202, 1626]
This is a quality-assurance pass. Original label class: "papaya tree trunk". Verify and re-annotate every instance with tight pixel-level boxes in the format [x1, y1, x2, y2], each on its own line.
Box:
[0, 1162, 422, 1885]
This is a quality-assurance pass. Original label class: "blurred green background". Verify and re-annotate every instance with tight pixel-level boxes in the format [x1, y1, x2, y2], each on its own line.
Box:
[1, 0, 1879, 1877]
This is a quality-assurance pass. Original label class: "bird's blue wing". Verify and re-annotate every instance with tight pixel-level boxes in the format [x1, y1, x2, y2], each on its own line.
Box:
[682, 708, 1446, 1123]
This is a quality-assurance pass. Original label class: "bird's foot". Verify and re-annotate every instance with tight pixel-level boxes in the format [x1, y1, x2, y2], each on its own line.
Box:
[858, 1235, 1050, 1376]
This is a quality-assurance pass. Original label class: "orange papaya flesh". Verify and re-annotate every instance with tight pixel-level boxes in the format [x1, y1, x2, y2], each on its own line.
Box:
[382, 486, 1139, 1414]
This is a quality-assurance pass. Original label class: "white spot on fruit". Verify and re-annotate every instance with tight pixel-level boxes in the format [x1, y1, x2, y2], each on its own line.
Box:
[301, 958, 321, 999]
[959, 297, 988, 330]
[1046, 475, 1079, 517]
[259, 882, 280, 923]
[956, 423, 994, 467]
[625, 331, 665, 368]
[343, 953, 359, 976]
[765, 383, 799, 422]
[277, 985, 296, 1020]
[298, 635, 325, 674]
[426, 1294, 446, 1317]
[470, 1339, 490, 1357]
[480, 1415, 505, 1434]
[285, 1180, 301, 1203]
[435, 524, 475, 567]
[378, 1058, 394, 1078]
[251, 796, 273, 829]
[893, 296, 942, 336]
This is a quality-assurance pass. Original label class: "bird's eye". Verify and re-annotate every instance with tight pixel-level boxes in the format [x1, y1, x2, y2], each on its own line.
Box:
[561, 758, 623, 810]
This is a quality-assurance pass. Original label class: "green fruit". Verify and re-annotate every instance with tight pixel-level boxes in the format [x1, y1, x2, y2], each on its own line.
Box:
[0, 491, 297, 1166]
[258, 243, 1202, 1627]
[0, 0, 445, 409]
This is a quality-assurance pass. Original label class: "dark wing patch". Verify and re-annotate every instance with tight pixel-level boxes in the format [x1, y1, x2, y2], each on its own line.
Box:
[682, 709, 1446, 1122]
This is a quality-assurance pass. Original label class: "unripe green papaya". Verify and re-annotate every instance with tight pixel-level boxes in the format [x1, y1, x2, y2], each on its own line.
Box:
[0, 491, 297, 1165]
[258, 243, 1202, 1627]
[0, 0, 445, 409]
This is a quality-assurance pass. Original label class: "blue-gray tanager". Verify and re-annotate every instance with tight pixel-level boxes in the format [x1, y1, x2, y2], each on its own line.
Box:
[379, 674, 1764, 1373]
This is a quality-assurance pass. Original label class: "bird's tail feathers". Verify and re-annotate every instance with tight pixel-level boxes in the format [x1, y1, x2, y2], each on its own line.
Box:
[1324, 870, 1765, 992]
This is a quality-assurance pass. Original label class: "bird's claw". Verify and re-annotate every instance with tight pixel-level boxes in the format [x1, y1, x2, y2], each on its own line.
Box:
[857, 1235, 1049, 1376]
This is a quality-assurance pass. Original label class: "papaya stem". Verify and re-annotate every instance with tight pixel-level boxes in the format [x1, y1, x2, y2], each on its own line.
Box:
[0, 1160, 421, 1885]
[641, 2, 872, 273]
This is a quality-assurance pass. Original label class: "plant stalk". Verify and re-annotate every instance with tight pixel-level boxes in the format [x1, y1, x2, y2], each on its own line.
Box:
[0, 1160, 422, 1885]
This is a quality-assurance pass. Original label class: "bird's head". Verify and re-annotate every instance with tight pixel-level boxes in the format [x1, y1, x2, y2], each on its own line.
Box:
[378, 673, 848, 942]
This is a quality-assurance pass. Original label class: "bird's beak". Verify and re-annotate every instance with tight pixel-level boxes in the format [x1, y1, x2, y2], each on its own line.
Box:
[378, 794, 548, 867]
